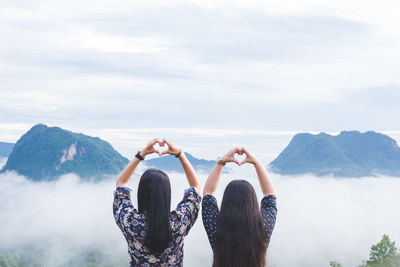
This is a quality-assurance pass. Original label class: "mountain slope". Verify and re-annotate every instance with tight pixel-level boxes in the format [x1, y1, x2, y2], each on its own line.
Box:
[0, 142, 14, 158]
[269, 131, 400, 177]
[144, 152, 216, 173]
[1, 124, 129, 180]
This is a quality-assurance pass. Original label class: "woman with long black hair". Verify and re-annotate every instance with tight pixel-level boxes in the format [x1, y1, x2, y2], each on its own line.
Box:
[113, 138, 201, 266]
[202, 147, 277, 267]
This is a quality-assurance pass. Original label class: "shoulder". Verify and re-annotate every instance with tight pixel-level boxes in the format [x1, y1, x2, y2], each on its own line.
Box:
[114, 186, 133, 199]
[260, 195, 278, 226]
[261, 194, 277, 209]
[183, 187, 201, 203]
[201, 194, 219, 218]
[169, 187, 202, 235]
[202, 194, 218, 207]
[171, 187, 201, 219]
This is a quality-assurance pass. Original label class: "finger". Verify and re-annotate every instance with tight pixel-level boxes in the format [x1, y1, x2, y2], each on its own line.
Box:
[163, 139, 172, 147]
[230, 147, 239, 156]
[239, 159, 247, 166]
[233, 159, 240, 165]
[151, 138, 160, 145]
[160, 150, 169, 156]
[152, 138, 161, 146]
[234, 146, 242, 154]
[161, 139, 167, 147]
[242, 147, 250, 155]
[164, 139, 177, 153]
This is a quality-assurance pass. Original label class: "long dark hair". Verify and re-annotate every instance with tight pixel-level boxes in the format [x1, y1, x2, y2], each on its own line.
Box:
[138, 169, 172, 254]
[214, 180, 267, 267]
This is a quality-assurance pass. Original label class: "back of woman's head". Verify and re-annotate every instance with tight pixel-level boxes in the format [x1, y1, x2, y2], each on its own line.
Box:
[138, 169, 172, 254]
[214, 180, 267, 267]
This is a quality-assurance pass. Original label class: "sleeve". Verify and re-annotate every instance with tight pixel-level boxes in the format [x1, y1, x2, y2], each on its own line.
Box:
[173, 187, 202, 236]
[260, 195, 278, 246]
[201, 194, 219, 249]
[113, 186, 140, 236]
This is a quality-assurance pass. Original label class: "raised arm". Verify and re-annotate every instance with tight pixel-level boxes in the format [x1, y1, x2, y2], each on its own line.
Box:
[203, 147, 241, 197]
[160, 139, 201, 192]
[241, 147, 275, 196]
[116, 138, 161, 187]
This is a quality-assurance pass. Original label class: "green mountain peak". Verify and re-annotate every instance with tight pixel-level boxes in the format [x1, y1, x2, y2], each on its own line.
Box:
[269, 130, 400, 177]
[1, 124, 129, 181]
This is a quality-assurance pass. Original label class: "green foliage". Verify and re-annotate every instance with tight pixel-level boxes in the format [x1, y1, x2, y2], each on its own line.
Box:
[365, 235, 400, 267]
[59, 248, 125, 267]
[270, 131, 400, 177]
[330, 261, 343, 267]
[0, 245, 126, 267]
[330, 235, 400, 267]
[0, 245, 45, 267]
[1, 124, 129, 181]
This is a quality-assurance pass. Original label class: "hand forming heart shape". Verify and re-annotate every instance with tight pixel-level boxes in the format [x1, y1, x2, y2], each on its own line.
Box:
[142, 138, 181, 157]
[220, 146, 255, 166]
[234, 151, 246, 165]
[140, 138, 162, 157]
[154, 142, 169, 155]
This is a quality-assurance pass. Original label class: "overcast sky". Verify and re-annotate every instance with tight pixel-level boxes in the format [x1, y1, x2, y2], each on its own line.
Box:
[1, 0, 399, 161]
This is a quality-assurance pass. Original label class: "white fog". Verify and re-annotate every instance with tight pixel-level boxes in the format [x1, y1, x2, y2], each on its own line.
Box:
[0, 163, 400, 267]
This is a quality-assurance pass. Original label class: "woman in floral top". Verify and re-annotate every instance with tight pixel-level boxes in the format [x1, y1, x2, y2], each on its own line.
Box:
[113, 138, 201, 267]
[202, 147, 277, 267]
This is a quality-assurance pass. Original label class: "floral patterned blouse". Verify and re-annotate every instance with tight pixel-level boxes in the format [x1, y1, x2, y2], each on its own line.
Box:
[202, 194, 277, 249]
[113, 186, 201, 267]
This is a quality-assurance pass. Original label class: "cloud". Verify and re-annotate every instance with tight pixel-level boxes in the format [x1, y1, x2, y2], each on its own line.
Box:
[268, 174, 400, 266]
[1, 0, 400, 167]
[0, 158, 7, 169]
[63, 31, 169, 54]
[347, 85, 400, 109]
[1, 169, 400, 266]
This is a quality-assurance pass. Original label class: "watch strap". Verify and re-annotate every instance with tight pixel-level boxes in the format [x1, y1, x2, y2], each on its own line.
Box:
[135, 151, 145, 161]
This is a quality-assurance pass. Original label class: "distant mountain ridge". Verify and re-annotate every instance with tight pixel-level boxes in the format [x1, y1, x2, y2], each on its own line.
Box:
[1, 124, 129, 181]
[269, 131, 400, 177]
[144, 152, 216, 173]
[0, 124, 217, 180]
[0, 142, 14, 158]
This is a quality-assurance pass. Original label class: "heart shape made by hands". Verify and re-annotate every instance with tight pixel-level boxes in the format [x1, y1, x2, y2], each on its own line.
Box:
[234, 152, 246, 165]
[154, 142, 169, 155]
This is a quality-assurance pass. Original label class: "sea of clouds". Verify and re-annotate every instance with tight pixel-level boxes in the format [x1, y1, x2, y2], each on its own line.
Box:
[0, 161, 399, 267]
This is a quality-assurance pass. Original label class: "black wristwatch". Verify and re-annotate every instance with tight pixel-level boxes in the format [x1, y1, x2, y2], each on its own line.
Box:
[135, 151, 145, 161]
[175, 149, 182, 158]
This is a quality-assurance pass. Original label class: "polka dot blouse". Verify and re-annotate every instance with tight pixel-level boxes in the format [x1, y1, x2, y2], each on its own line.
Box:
[201, 194, 277, 249]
